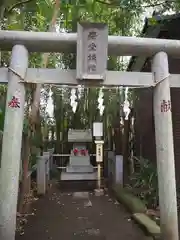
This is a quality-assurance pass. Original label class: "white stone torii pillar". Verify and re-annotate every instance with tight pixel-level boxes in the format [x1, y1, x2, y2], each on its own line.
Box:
[0, 45, 28, 240]
[152, 52, 178, 240]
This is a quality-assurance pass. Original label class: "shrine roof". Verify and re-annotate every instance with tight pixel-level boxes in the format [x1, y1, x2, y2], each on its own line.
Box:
[127, 12, 180, 71]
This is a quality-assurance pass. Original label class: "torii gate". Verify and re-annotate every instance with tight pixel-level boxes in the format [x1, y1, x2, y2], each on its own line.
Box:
[0, 22, 179, 240]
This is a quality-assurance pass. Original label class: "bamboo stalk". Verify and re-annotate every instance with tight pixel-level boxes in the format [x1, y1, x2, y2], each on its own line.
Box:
[30, 0, 60, 122]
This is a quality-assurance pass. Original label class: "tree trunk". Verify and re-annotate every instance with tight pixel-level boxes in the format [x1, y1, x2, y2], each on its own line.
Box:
[123, 109, 134, 185]
[17, 133, 31, 213]
[123, 119, 130, 185]
[113, 113, 123, 155]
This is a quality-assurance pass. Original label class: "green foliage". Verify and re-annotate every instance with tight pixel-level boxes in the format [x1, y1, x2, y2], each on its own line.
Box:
[31, 132, 42, 148]
[0, 85, 7, 131]
[23, 118, 29, 135]
[29, 152, 38, 168]
[127, 157, 158, 209]
[148, 16, 158, 26]
[113, 184, 147, 213]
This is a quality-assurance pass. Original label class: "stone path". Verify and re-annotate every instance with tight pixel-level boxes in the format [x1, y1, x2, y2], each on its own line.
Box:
[15, 184, 150, 240]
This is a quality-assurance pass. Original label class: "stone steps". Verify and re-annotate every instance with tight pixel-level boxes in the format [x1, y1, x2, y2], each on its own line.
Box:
[66, 165, 94, 173]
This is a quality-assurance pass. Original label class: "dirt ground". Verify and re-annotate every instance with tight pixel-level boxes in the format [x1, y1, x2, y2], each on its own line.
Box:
[15, 184, 150, 240]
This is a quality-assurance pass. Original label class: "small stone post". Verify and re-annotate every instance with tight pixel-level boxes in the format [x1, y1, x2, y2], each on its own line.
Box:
[37, 156, 46, 195]
[43, 152, 50, 190]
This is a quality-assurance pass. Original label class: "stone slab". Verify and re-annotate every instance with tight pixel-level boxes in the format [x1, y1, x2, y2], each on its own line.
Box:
[69, 156, 91, 166]
[94, 189, 104, 196]
[60, 172, 98, 181]
[72, 192, 89, 199]
[66, 165, 94, 173]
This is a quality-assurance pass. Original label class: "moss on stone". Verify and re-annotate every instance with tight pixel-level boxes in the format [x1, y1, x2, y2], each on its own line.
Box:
[112, 184, 147, 213]
[133, 213, 160, 237]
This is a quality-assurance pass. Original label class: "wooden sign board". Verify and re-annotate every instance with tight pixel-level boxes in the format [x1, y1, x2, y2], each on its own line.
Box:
[93, 122, 103, 137]
[96, 143, 103, 163]
[76, 22, 108, 81]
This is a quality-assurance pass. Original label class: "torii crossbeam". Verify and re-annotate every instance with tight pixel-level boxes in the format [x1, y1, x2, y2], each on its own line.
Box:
[1, 29, 180, 56]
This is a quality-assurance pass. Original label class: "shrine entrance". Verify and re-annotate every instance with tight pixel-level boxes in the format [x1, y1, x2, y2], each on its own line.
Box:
[0, 22, 179, 240]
